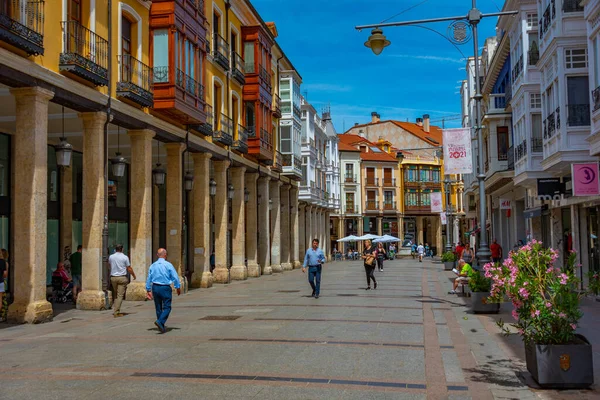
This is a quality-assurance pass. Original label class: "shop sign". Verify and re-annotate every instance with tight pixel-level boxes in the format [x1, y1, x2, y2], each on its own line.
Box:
[430, 192, 443, 213]
[443, 128, 473, 174]
[499, 199, 511, 210]
[572, 162, 600, 197]
[537, 178, 564, 200]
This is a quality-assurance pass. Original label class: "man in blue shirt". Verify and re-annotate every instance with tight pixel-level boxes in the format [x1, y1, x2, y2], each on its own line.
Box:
[302, 239, 326, 299]
[145, 248, 181, 333]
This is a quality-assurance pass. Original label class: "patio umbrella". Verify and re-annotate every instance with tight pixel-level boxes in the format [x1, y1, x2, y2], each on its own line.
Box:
[337, 235, 359, 242]
[356, 234, 381, 241]
[374, 235, 401, 243]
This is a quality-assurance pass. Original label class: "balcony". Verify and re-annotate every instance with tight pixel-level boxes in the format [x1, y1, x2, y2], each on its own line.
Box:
[213, 113, 233, 146]
[404, 204, 431, 213]
[344, 205, 358, 214]
[213, 33, 229, 71]
[516, 140, 527, 161]
[507, 145, 515, 170]
[544, 110, 556, 139]
[383, 201, 397, 211]
[365, 200, 378, 211]
[563, 0, 583, 13]
[489, 93, 506, 112]
[232, 124, 248, 154]
[231, 51, 245, 85]
[593, 87, 600, 113]
[567, 104, 591, 127]
[259, 65, 271, 89]
[528, 47, 539, 66]
[365, 177, 379, 187]
[382, 178, 396, 187]
[248, 127, 274, 162]
[117, 55, 154, 108]
[272, 150, 283, 172]
[194, 104, 213, 137]
[511, 54, 523, 82]
[281, 154, 302, 179]
[0, 0, 44, 55]
[59, 21, 108, 86]
[272, 93, 282, 118]
[344, 174, 357, 183]
[531, 137, 543, 152]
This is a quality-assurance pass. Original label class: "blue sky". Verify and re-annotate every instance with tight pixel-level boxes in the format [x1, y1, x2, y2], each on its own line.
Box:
[252, 0, 500, 131]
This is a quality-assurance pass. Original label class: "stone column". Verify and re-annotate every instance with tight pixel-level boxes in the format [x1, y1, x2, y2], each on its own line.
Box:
[305, 205, 312, 250]
[126, 129, 155, 300]
[153, 185, 160, 251]
[164, 143, 185, 281]
[571, 204, 581, 273]
[213, 160, 231, 283]
[290, 187, 300, 269]
[270, 180, 282, 272]
[60, 166, 73, 261]
[358, 218, 364, 252]
[417, 217, 424, 244]
[280, 184, 292, 271]
[325, 211, 330, 258]
[245, 173, 260, 277]
[298, 203, 306, 264]
[338, 218, 344, 252]
[190, 153, 213, 288]
[76, 111, 108, 311]
[435, 218, 442, 254]
[398, 215, 404, 241]
[377, 217, 383, 236]
[257, 176, 271, 275]
[8, 87, 54, 323]
[230, 167, 247, 280]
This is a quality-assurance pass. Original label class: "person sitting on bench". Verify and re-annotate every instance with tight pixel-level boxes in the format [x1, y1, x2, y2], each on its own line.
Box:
[448, 259, 474, 294]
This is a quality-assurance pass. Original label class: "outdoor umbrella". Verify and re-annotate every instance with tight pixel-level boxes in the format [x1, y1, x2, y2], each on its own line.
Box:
[337, 235, 359, 242]
[373, 235, 401, 243]
[356, 234, 381, 241]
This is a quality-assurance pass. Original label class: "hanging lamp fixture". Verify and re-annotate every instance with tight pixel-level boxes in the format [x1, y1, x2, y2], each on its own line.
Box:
[54, 106, 73, 167]
[111, 126, 127, 177]
[152, 140, 166, 186]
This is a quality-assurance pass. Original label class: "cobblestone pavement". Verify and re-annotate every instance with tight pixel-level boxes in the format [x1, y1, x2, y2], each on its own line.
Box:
[0, 258, 598, 399]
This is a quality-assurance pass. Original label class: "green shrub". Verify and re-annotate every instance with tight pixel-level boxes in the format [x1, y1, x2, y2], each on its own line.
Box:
[441, 252, 456, 262]
[469, 270, 492, 292]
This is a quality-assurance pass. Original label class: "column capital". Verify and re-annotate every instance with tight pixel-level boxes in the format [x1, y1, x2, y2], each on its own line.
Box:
[79, 111, 108, 129]
[245, 172, 259, 183]
[270, 180, 282, 188]
[281, 183, 291, 190]
[127, 129, 155, 140]
[213, 159, 231, 172]
[231, 166, 247, 176]
[192, 152, 212, 162]
[10, 86, 54, 103]
[164, 142, 185, 155]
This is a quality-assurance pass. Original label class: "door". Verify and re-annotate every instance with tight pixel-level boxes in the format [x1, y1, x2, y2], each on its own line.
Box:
[366, 168, 375, 185]
[121, 15, 132, 83]
[384, 168, 392, 185]
[588, 207, 600, 273]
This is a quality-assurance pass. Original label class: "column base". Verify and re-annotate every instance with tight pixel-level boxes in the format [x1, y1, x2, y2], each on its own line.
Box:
[125, 282, 147, 301]
[213, 267, 230, 284]
[76, 290, 107, 311]
[190, 271, 213, 288]
[271, 264, 283, 273]
[247, 263, 261, 277]
[177, 276, 188, 294]
[262, 266, 273, 275]
[281, 263, 293, 271]
[230, 265, 248, 280]
[293, 261, 302, 269]
[7, 299, 53, 324]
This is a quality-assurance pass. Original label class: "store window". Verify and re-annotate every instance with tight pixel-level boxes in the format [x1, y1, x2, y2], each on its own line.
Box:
[0, 134, 10, 252]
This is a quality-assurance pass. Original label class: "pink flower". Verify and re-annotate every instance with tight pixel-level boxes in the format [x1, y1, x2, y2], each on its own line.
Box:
[523, 281, 529, 286]
[570, 323, 577, 330]
[558, 312, 566, 318]
[518, 328, 524, 335]
[545, 302, 552, 308]
[546, 267, 553, 273]
[560, 273, 568, 285]
[531, 309, 541, 318]
[511, 310, 519, 319]
[518, 288, 529, 299]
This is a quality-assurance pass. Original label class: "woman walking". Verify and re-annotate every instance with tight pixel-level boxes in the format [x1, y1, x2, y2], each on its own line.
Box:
[0, 249, 9, 322]
[460, 242, 474, 265]
[376, 242, 386, 272]
[362, 240, 377, 290]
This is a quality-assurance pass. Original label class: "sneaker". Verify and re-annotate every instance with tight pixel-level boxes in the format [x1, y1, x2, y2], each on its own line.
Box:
[365, 287, 371, 291]
[374, 282, 377, 290]
[448, 290, 457, 294]
[114, 313, 124, 318]
[154, 320, 166, 333]
[312, 290, 316, 297]
[315, 295, 319, 299]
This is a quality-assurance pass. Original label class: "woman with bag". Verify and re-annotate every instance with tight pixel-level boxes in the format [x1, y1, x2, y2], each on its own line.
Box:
[362, 240, 377, 290]
[376, 242, 386, 272]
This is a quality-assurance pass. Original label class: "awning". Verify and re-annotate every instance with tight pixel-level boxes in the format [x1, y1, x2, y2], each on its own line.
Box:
[523, 207, 542, 219]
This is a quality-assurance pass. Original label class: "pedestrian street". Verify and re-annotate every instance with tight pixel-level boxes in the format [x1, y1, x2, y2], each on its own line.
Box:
[0, 258, 598, 400]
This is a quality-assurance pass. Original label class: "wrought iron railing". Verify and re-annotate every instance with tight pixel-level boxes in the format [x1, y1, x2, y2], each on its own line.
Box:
[233, 123, 248, 153]
[213, 33, 229, 70]
[272, 93, 281, 115]
[60, 20, 108, 85]
[231, 51, 245, 84]
[567, 104, 591, 126]
[516, 140, 527, 161]
[511, 54, 523, 82]
[274, 150, 283, 170]
[344, 174, 357, 183]
[213, 113, 233, 145]
[176, 69, 204, 99]
[593, 87, 600, 112]
[293, 155, 302, 174]
[556, 106, 561, 130]
[0, 0, 45, 55]
[246, 123, 256, 138]
[344, 205, 358, 214]
[507, 145, 514, 170]
[259, 65, 271, 87]
[383, 201, 397, 210]
[153, 66, 169, 83]
[528, 47, 539, 66]
[531, 137, 543, 152]
[366, 177, 379, 186]
[365, 200, 378, 210]
[563, 0, 583, 13]
[498, 149, 508, 161]
[545, 111, 556, 138]
[117, 54, 153, 107]
[383, 178, 396, 186]
[259, 127, 273, 152]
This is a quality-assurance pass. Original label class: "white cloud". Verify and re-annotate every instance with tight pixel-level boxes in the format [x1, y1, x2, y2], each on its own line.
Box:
[303, 83, 353, 93]
[389, 54, 464, 64]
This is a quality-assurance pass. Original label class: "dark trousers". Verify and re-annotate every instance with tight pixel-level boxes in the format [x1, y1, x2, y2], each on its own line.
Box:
[152, 284, 172, 326]
[377, 257, 384, 270]
[364, 265, 376, 287]
[308, 266, 322, 296]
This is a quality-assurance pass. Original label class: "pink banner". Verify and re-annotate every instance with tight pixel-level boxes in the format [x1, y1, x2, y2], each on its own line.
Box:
[572, 162, 600, 196]
[430, 192, 443, 213]
[443, 128, 473, 175]
[440, 212, 447, 225]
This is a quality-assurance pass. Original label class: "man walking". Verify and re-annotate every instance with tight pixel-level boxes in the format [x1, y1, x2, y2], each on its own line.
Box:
[108, 244, 136, 318]
[146, 248, 180, 333]
[490, 239, 503, 263]
[302, 239, 326, 299]
[417, 243, 425, 262]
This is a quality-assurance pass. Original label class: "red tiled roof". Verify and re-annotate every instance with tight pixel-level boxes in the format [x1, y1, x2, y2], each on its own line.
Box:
[338, 142, 360, 152]
[360, 151, 398, 162]
[337, 134, 398, 162]
[343, 120, 443, 147]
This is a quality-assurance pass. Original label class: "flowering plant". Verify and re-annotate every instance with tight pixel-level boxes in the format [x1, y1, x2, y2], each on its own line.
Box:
[484, 240, 582, 345]
[587, 270, 600, 296]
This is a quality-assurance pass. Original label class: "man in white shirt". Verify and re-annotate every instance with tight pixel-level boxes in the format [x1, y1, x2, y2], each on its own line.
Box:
[108, 244, 136, 318]
[417, 243, 425, 262]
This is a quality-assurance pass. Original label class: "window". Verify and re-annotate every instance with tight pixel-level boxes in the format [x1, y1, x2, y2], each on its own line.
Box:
[432, 168, 441, 183]
[422, 190, 431, 206]
[68, 0, 82, 23]
[243, 42, 254, 73]
[280, 125, 292, 154]
[121, 16, 132, 81]
[280, 79, 291, 114]
[346, 193, 355, 207]
[406, 166, 417, 182]
[526, 13, 538, 29]
[530, 93, 542, 109]
[384, 191, 393, 204]
[532, 114, 542, 150]
[565, 48, 587, 69]
[567, 76, 591, 126]
[244, 101, 255, 134]
[153, 30, 169, 83]
[497, 127, 509, 160]
[405, 190, 418, 206]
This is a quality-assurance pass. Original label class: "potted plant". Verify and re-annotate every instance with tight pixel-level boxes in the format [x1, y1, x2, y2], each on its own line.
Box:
[586, 270, 600, 302]
[468, 270, 500, 314]
[485, 242, 593, 389]
[441, 251, 456, 271]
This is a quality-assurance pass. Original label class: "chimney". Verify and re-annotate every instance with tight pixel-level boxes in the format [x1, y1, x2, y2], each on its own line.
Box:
[416, 117, 423, 127]
[371, 111, 380, 124]
[354, 122, 359, 126]
[265, 22, 278, 38]
[423, 114, 430, 133]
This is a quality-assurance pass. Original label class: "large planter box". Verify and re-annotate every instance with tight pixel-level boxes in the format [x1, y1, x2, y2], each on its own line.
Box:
[525, 334, 594, 389]
[443, 261, 454, 271]
[470, 291, 500, 314]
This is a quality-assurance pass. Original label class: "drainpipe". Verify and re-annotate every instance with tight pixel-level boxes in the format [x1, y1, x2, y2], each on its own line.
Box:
[102, 0, 113, 306]
[225, 1, 231, 123]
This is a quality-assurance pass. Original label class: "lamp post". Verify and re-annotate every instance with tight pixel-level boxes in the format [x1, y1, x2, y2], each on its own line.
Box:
[356, 1, 517, 266]
[444, 178, 453, 253]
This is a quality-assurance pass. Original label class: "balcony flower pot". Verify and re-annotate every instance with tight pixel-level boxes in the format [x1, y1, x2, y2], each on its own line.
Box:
[486, 243, 594, 389]
[525, 334, 594, 389]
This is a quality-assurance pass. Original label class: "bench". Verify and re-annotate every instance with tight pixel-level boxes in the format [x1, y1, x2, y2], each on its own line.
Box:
[459, 280, 471, 297]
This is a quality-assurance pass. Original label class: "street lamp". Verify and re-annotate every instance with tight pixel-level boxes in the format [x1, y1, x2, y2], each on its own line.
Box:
[152, 140, 166, 186]
[268, 199, 273, 211]
[209, 178, 217, 197]
[444, 178, 453, 253]
[184, 172, 194, 192]
[110, 126, 127, 178]
[356, 1, 517, 266]
[244, 188, 250, 203]
[228, 183, 234, 200]
[55, 106, 73, 167]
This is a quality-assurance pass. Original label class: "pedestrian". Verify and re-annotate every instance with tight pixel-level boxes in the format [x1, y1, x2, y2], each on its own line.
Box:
[376, 242, 386, 272]
[411, 242, 417, 259]
[455, 242, 464, 260]
[490, 238, 503, 263]
[302, 238, 326, 298]
[460, 242, 474, 265]
[108, 244, 136, 318]
[362, 240, 377, 290]
[449, 259, 475, 294]
[69, 245, 83, 302]
[0, 250, 8, 322]
[417, 243, 425, 262]
[146, 248, 181, 333]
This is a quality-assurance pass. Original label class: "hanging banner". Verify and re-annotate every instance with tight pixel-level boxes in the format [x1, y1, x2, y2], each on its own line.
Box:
[430, 192, 443, 213]
[440, 212, 447, 225]
[443, 128, 473, 175]
[499, 198, 511, 210]
[572, 162, 600, 196]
